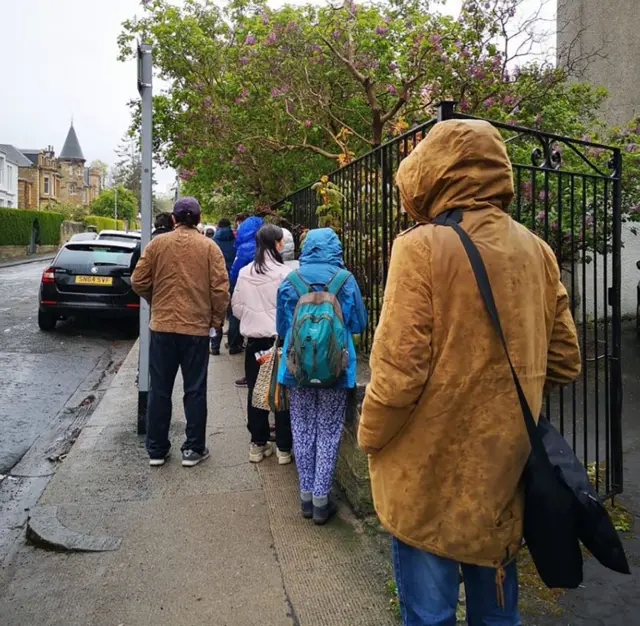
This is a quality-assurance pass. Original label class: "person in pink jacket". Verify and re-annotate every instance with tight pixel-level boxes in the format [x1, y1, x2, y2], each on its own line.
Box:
[232, 224, 293, 464]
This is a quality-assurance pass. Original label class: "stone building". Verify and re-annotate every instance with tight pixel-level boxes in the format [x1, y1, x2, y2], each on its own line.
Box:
[18, 147, 61, 209]
[557, 0, 640, 127]
[57, 123, 102, 205]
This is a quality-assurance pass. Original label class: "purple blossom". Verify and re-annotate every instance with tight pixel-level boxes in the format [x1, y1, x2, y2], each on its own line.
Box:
[507, 119, 516, 126]
[454, 40, 463, 50]
[236, 144, 247, 153]
[538, 190, 548, 201]
[503, 94, 515, 105]
[521, 181, 532, 196]
[240, 56, 249, 65]
[235, 97, 244, 104]
[483, 97, 494, 108]
[459, 99, 470, 112]
[271, 87, 281, 97]
[551, 221, 559, 231]
[428, 34, 443, 46]
[626, 143, 637, 153]
[177, 150, 184, 159]
[241, 87, 248, 97]
[585, 215, 594, 227]
[203, 96, 212, 108]
[470, 66, 486, 80]
[266, 31, 277, 44]
[387, 84, 398, 95]
[304, 120, 312, 128]
[286, 21, 298, 32]
[245, 34, 256, 45]
[388, 61, 398, 71]
[261, 13, 269, 25]
[375, 25, 389, 35]
[537, 210, 546, 221]
[484, 1, 491, 9]
[231, 156, 240, 165]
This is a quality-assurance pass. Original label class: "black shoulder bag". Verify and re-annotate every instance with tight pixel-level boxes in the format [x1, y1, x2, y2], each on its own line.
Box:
[433, 209, 629, 588]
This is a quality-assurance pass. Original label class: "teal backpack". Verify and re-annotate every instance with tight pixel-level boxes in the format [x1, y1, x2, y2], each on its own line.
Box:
[285, 269, 351, 387]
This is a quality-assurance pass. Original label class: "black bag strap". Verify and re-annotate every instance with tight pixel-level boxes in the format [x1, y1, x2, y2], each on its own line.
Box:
[432, 209, 547, 459]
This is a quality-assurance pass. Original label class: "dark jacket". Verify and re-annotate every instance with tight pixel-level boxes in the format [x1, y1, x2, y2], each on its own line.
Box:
[152, 226, 172, 239]
[229, 216, 264, 286]
[213, 226, 236, 274]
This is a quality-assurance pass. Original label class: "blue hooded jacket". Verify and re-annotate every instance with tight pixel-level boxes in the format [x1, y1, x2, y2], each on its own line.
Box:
[213, 226, 236, 274]
[229, 216, 263, 286]
[276, 228, 367, 389]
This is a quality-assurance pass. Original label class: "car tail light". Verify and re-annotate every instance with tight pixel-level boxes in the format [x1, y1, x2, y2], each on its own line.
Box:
[126, 303, 140, 308]
[42, 267, 55, 283]
[41, 300, 56, 305]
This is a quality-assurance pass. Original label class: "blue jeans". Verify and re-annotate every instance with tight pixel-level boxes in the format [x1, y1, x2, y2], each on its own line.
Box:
[392, 538, 521, 626]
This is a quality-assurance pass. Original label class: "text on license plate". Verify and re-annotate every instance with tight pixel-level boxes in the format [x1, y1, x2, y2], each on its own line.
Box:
[75, 276, 113, 285]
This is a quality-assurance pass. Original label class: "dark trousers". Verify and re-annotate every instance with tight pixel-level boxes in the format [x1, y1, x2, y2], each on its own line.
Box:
[245, 337, 292, 452]
[146, 330, 209, 458]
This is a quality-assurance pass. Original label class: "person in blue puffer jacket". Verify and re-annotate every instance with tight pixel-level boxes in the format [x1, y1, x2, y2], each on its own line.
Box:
[276, 228, 367, 525]
[225, 215, 264, 377]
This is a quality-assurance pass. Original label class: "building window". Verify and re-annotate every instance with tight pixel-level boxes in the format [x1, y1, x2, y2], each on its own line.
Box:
[6, 165, 13, 190]
[44, 176, 50, 194]
[69, 183, 76, 195]
[0, 156, 5, 186]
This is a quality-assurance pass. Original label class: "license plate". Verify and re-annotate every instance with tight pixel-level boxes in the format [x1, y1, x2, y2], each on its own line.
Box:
[75, 275, 113, 285]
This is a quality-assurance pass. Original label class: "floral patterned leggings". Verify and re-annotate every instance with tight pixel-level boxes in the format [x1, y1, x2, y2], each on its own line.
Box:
[288, 388, 349, 498]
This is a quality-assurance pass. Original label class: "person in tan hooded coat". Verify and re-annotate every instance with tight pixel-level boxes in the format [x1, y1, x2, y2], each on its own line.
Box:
[358, 119, 581, 625]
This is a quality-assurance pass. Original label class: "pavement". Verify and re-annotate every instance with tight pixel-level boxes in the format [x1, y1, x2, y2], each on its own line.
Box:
[0, 252, 56, 269]
[0, 323, 637, 625]
[0, 345, 394, 626]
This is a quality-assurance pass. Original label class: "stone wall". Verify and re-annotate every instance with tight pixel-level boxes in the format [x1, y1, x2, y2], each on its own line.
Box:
[335, 358, 374, 515]
[59, 161, 85, 205]
[0, 245, 57, 260]
[60, 220, 85, 243]
[557, 0, 640, 127]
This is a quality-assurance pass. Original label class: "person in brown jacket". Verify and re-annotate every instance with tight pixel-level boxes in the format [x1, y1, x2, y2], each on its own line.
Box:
[358, 120, 581, 625]
[132, 197, 229, 468]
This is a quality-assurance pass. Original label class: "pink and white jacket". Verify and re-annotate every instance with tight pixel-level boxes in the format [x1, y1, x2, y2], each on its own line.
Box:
[231, 256, 291, 339]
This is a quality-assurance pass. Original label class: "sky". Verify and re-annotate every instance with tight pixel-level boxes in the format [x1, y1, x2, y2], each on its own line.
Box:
[1, 0, 554, 195]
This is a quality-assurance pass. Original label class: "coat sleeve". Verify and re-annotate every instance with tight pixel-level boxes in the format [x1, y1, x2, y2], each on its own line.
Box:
[358, 232, 433, 454]
[344, 275, 367, 335]
[276, 278, 295, 339]
[131, 242, 154, 302]
[545, 267, 581, 389]
[209, 242, 230, 329]
[231, 270, 246, 322]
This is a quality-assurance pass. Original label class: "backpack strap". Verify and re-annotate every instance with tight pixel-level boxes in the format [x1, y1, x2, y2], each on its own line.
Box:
[325, 269, 351, 295]
[288, 271, 312, 298]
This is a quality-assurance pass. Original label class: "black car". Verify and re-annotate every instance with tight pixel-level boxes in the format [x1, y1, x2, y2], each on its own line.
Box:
[38, 240, 140, 331]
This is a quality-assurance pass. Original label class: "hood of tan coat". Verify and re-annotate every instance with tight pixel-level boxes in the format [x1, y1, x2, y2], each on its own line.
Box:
[396, 119, 514, 222]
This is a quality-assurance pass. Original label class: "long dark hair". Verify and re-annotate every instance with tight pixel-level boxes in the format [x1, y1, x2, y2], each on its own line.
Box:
[253, 224, 284, 274]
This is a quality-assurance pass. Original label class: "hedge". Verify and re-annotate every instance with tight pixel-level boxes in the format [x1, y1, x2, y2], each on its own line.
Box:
[0, 208, 64, 246]
[84, 216, 139, 231]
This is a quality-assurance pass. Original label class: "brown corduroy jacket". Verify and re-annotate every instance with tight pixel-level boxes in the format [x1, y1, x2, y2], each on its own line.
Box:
[358, 120, 581, 568]
[132, 224, 229, 336]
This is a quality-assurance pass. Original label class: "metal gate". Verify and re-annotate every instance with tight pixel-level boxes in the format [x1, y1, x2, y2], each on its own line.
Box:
[275, 102, 623, 496]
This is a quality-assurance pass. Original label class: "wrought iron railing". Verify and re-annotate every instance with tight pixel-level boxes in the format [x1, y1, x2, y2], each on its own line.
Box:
[274, 102, 623, 496]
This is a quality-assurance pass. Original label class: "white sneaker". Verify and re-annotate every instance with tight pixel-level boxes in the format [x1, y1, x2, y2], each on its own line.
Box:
[249, 442, 273, 463]
[276, 449, 292, 466]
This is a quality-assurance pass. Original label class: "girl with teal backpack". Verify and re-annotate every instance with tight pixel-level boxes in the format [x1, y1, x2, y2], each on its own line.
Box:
[276, 228, 367, 525]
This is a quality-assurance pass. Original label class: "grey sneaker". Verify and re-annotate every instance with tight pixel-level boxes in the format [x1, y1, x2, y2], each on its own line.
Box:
[182, 448, 210, 467]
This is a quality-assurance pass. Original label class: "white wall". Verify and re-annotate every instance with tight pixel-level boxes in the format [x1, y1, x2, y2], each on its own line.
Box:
[0, 152, 19, 208]
[572, 223, 640, 322]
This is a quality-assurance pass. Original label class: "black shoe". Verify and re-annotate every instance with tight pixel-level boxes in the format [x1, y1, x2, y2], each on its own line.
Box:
[235, 377, 248, 388]
[209, 347, 220, 356]
[313, 499, 338, 525]
[229, 346, 244, 355]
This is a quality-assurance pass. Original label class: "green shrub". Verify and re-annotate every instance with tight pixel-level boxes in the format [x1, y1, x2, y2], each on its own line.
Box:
[0, 208, 64, 246]
[84, 215, 127, 231]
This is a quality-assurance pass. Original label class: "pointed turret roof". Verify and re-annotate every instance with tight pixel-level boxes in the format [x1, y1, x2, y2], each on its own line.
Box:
[59, 123, 85, 162]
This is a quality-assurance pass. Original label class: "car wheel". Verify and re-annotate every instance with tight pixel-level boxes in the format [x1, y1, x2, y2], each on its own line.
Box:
[38, 310, 57, 331]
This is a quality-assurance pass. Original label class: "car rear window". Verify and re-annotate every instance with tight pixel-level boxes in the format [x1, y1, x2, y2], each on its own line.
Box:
[57, 245, 134, 267]
[98, 234, 139, 243]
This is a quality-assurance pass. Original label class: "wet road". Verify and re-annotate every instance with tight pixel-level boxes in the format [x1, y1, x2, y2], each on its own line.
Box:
[0, 260, 135, 473]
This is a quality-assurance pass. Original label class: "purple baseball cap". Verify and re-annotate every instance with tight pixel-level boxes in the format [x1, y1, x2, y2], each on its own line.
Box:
[172, 196, 201, 219]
